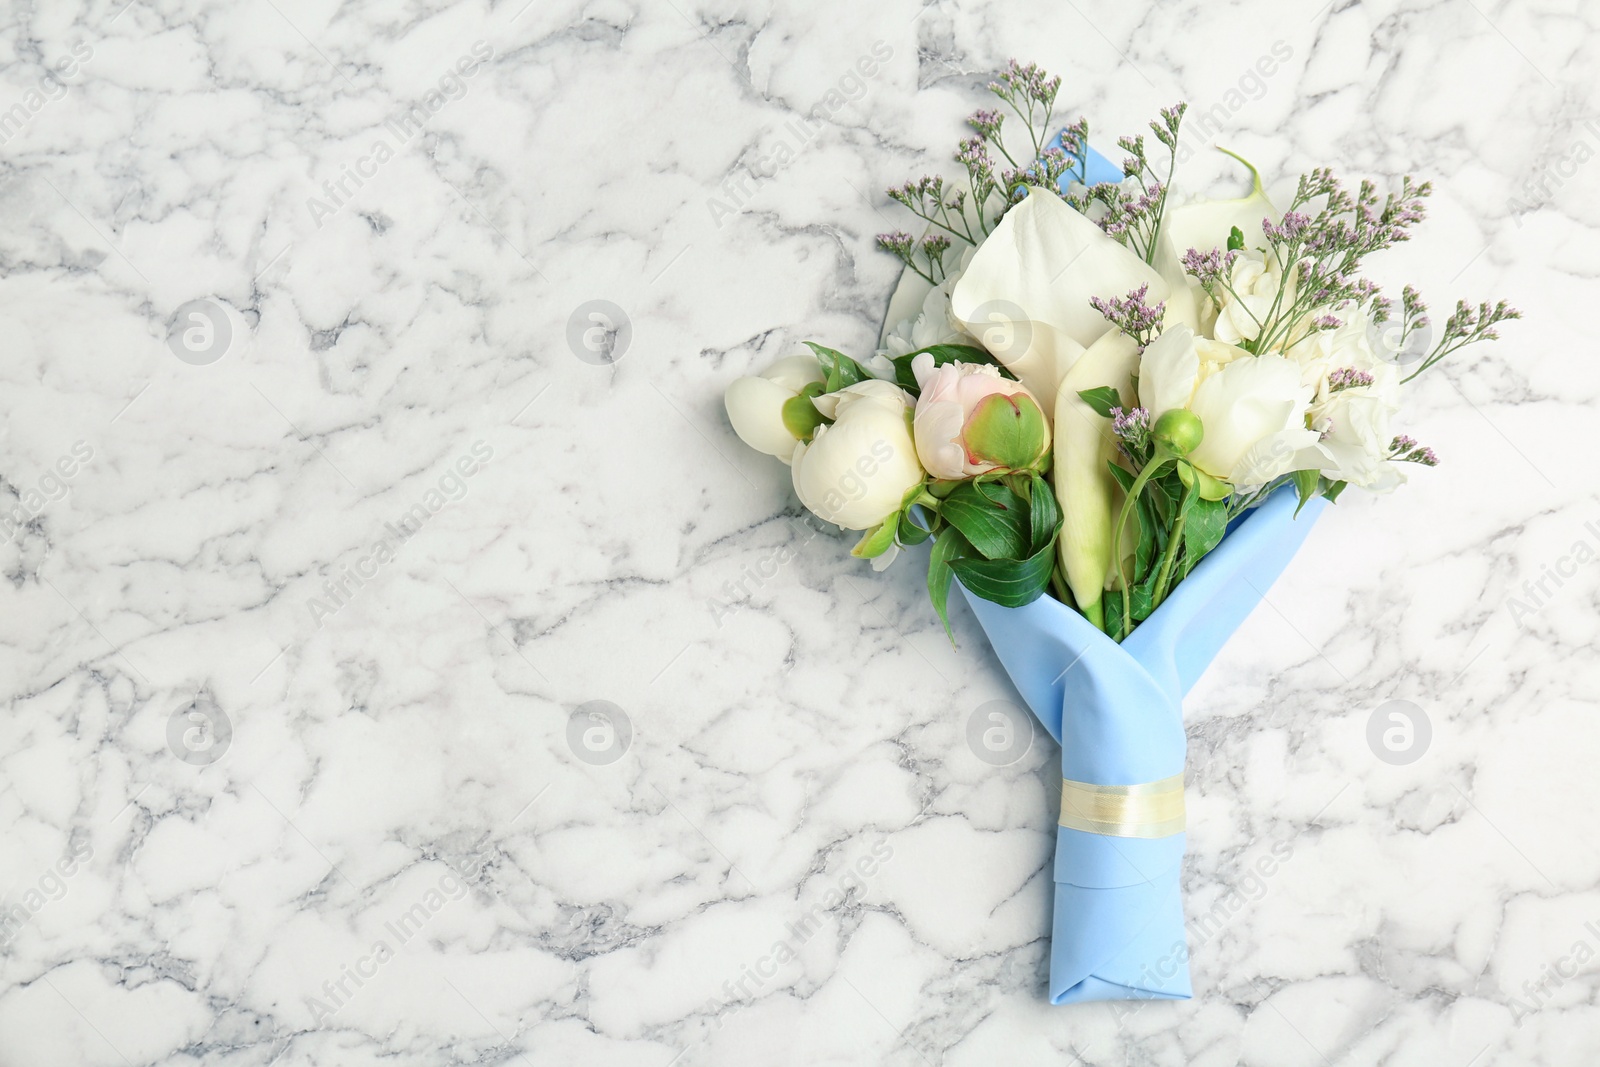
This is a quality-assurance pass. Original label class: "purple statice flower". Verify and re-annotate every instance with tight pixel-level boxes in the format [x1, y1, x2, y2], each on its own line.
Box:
[1110, 405, 1149, 437]
[875, 232, 915, 258]
[1314, 315, 1344, 331]
[968, 109, 1003, 140]
[1059, 118, 1089, 164]
[1389, 435, 1439, 466]
[1327, 366, 1374, 392]
[1109, 405, 1151, 457]
[1090, 283, 1166, 348]
[989, 59, 1061, 107]
[1262, 211, 1311, 243]
[956, 138, 991, 169]
[1182, 246, 1222, 278]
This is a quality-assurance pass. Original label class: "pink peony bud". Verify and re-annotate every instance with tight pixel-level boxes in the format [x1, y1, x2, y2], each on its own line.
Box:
[911, 355, 1051, 480]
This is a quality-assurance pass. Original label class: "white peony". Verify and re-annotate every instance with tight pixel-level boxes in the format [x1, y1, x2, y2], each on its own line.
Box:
[1139, 325, 1324, 487]
[724, 354, 826, 463]
[792, 380, 924, 530]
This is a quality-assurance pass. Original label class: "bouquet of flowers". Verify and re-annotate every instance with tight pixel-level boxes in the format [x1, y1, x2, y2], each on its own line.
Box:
[722, 61, 1517, 1003]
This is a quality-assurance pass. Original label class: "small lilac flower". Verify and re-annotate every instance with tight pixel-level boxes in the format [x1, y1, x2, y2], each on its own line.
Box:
[1090, 284, 1166, 348]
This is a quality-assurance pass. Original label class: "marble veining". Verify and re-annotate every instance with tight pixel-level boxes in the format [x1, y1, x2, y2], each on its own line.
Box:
[1, 0, 1598, 1064]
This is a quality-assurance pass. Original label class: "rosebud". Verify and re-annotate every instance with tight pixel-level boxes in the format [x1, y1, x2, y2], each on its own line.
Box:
[911, 356, 1050, 480]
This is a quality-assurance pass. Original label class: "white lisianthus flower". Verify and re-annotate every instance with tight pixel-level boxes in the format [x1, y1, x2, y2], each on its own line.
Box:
[792, 380, 924, 531]
[724, 354, 826, 463]
[1294, 303, 1408, 491]
[950, 188, 1167, 405]
[1139, 325, 1324, 487]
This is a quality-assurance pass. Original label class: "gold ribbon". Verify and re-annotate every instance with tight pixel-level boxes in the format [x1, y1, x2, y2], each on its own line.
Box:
[1058, 773, 1185, 838]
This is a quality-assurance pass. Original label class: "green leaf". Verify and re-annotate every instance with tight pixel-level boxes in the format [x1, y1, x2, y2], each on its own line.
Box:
[1129, 559, 1163, 622]
[1323, 479, 1348, 503]
[1179, 497, 1228, 579]
[897, 508, 933, 546]
[940, 480, 1029, 560]
[1176, 460, 1230, 501]
[1132, 482, 1164, 583]
[975, 477, 1016, 506]
[850, 519, 897, 559]
[949, 540, 1055, 608]
[889, 343, 1016, 394]
[1028, 473, 1062, 555]
[1291, 469, 1319, 517]
[803, 341, 867, 392]
[781, 382, 829, 441]
[1103, 590, 1124, 642]
[1227, 225, 1245, 252]
[1076, 385, 1123, 419]
[927, 526, 970, 642]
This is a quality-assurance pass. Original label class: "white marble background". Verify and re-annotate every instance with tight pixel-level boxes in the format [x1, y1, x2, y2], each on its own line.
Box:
[0, 0, 1596, 1063]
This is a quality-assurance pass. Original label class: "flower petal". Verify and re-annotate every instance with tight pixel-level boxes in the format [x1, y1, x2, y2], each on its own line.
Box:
[951, 189, 1165, 402]
[1165, 147, 1279, 257]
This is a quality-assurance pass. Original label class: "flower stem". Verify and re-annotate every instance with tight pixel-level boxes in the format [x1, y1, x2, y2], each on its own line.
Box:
[1082, 595, 1105, 633]
[1110, 455, 1169, 639]
[1150, 481, 1194, 609]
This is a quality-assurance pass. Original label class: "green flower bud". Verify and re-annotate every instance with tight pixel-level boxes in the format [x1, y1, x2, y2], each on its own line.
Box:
[1152, 408, 1203, 457]
[963, 391, 1051, 471]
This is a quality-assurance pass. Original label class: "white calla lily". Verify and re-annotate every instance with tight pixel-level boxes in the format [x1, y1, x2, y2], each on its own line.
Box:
[1151, 227, 1202, 334]
[878, 243, 978, 359]
[1054, 327, 1141, 624]
[950, 188, 1166, 404]
[1163, 147, 1279, 258]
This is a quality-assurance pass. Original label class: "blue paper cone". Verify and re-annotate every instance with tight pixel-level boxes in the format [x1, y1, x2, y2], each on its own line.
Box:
[960, 488, 1326, 1002]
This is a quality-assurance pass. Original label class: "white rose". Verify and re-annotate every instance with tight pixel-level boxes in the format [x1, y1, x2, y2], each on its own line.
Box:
[792, 380, 924, 530]
[1211, 252, 1283, 346]
[1139, 325, 1323, 487]
[950, 188, 1167, 405]
[724, 355, 826, 463]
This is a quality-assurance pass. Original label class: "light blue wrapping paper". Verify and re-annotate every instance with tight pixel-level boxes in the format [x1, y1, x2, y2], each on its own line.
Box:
[959, 489, 1326, 1003]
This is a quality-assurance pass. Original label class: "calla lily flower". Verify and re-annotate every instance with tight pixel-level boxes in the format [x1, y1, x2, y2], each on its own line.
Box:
[950, 188, 1167, 405]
